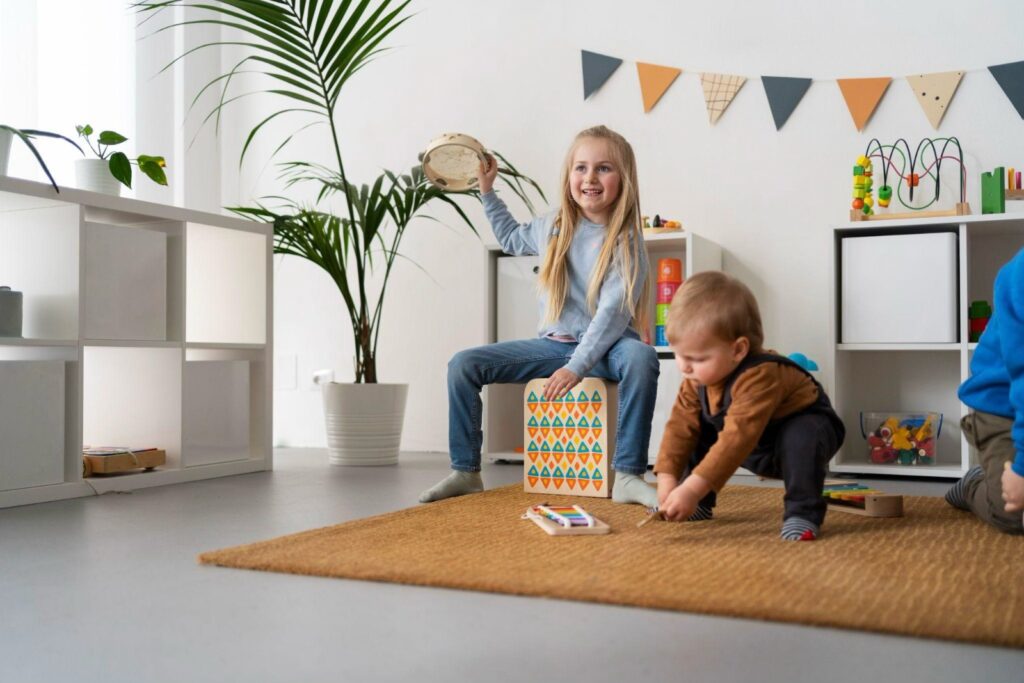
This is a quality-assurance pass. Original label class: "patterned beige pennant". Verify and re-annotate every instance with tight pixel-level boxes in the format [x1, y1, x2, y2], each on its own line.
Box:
[700, 72, 747, 124]
[906, 71, 964, 129]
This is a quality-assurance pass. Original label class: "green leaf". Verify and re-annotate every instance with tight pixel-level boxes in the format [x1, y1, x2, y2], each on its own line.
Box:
[98, 130, 128, 146]
[77, 124, 93, 136]
[138, 157, 169, 186]
[108, 152, 133, 188]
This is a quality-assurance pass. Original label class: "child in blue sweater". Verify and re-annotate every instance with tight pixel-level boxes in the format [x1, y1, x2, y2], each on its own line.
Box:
[945, 246, 1024, 533]
[419, 125, 659, 507]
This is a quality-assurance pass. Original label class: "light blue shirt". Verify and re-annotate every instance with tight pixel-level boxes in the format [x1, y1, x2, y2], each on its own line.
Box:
[482, 191, 647, 377]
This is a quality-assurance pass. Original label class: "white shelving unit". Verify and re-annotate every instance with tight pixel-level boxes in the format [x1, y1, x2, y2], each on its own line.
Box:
[828, 212, 1024, 479]
[483, 229, 722, 465]
[0, 176, 272, 507]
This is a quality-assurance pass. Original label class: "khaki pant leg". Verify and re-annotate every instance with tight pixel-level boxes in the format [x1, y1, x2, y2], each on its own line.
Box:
[962, 411, 1024, 534]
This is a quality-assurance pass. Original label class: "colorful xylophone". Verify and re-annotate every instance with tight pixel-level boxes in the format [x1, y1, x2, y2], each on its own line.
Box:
[523, 504, 610, 535]
[823, 483, 904, 518]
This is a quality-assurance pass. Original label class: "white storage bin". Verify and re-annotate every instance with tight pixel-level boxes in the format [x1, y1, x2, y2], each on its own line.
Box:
[0, 361, 65, 490]
[83, 223, 167, 340]
[841, 232, 958, 343]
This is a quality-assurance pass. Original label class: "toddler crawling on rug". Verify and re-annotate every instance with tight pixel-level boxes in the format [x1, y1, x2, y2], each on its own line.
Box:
[653, 272, 846, 541]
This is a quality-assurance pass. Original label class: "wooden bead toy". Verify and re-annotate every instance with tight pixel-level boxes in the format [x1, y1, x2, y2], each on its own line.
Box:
[849, 138, 970, 221]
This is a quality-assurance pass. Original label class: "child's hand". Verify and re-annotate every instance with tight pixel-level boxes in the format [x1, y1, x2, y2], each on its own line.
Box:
[477, 153, 498, 194]
[656, 472, 678, 508]
[543, 367, 581, 400]
[661, 474, 711, 522]
[1002, 462, 1024, 512]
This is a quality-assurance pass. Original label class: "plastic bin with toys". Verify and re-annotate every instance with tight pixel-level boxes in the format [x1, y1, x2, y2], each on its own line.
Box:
[860, 412, 942, 466]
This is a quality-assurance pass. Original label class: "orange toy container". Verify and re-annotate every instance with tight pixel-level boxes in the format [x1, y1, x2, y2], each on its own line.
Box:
[657, 258, 682, 283]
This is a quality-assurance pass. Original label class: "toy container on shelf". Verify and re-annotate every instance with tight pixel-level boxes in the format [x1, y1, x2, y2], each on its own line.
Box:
[657, 281, 680, 303]
[657, 258, 682, 283]
[860, 411, 942, 466]
[654, 326, 668, 347]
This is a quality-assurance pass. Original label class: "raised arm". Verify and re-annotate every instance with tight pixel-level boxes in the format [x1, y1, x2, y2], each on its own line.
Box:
[479, 155, 545, 256]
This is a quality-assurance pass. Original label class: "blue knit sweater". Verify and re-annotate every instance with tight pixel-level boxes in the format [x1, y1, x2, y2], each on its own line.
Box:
[482, 191, 646, 377]
[958, 247, 1024, 476]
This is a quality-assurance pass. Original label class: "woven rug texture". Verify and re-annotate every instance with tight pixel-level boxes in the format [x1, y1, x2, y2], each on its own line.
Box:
[199, 484, 1024, 648]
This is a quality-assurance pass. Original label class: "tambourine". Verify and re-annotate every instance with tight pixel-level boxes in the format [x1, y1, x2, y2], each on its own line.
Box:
[421, 133, 487, 191]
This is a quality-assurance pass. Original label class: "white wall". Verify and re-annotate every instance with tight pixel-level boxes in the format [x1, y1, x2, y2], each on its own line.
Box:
[213, 0, 1024, 450]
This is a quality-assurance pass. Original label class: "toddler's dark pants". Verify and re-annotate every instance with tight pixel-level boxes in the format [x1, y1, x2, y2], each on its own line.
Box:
[686, 412, 841, 526]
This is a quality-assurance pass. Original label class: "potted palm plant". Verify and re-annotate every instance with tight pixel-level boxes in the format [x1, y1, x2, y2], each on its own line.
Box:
[136, 0, 544, 465]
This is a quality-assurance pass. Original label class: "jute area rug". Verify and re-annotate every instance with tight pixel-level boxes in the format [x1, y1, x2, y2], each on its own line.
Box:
[199, 484, 1024, 648]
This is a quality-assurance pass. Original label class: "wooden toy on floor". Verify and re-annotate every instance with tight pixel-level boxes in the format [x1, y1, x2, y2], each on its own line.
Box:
[823, 483, 904, 517]
[523, 504, 610, 535]
[82, 447, 166, 476]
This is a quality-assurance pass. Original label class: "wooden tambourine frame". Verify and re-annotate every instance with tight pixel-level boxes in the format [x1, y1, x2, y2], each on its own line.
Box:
[421, 133, 486, 191]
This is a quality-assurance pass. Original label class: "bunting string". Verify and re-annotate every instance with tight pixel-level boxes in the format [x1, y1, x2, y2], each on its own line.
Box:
[580, 50, 1024, 131]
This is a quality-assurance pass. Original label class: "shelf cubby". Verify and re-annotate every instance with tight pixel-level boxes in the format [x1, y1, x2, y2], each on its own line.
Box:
[830, 213, 1024, 478]
[83, 345, 184, 471]
[186, 222, 267, 346]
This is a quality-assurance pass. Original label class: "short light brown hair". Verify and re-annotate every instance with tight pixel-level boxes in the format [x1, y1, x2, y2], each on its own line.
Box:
[665, 271, 764, 352]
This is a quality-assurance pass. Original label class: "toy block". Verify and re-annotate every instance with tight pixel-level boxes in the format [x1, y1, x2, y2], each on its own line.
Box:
[981, 167, 1006, 214]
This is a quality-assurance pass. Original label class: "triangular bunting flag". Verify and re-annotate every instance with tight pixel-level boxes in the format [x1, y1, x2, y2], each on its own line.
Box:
[907, 71, 963, 129]
[837, 77, 892, 131]
[700, 72, 746, 124]
[636, 62, 682, 113]
[989, 60, 1024, 119]
[581, 50, 623, 100]
[761, 76, 812, 130]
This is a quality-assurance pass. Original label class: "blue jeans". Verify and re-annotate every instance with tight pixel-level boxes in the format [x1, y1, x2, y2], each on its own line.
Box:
[447, 336, 660, 475]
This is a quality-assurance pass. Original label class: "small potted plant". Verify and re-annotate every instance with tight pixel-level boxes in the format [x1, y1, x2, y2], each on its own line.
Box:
[0, 124, 82, 192]
[74, 124, 168, 196]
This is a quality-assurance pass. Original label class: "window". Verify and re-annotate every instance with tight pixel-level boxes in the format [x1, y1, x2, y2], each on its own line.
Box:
[0, 1, 134, 190]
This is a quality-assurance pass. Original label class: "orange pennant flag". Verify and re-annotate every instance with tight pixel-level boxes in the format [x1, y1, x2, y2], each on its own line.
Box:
[837, 77, 892, 131]
[637, 62, 682, 113]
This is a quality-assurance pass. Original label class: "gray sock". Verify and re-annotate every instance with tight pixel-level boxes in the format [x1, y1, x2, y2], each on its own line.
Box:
[780, 516, 819, 541]
[611, 472, 658, 508]
[418, 470, 483, 503]
[945, 466, 984, 510]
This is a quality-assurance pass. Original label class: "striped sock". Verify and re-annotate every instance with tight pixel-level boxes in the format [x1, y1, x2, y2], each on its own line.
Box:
[944, 466, 984, 510]
[687, 504, 714, 521]
[780, 517, 819, 541]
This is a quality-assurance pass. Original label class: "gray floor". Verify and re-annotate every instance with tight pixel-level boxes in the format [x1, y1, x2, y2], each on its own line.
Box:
[1, 449, 1021, 683]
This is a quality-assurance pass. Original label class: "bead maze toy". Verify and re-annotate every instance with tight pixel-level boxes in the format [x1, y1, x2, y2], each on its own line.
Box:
[524, 377, 616, 498]
[523, 504, 611, 535]
[823, 483, 904, 518]
[850, 137, 969, 221]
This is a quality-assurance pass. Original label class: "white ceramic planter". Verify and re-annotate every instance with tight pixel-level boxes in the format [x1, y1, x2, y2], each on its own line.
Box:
[322, 382, 408, 466]
[0, 129, 12, 176]
[75, 158, 122, 196]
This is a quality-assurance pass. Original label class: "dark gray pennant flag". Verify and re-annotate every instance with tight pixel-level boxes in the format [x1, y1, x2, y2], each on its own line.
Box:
[581, 50, 623, 99]
[761, 76, 813, 130]
[989, 60, 1024, 119]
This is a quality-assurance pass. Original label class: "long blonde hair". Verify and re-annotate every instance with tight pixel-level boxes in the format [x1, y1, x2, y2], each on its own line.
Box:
[537, 125, 650, 334]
